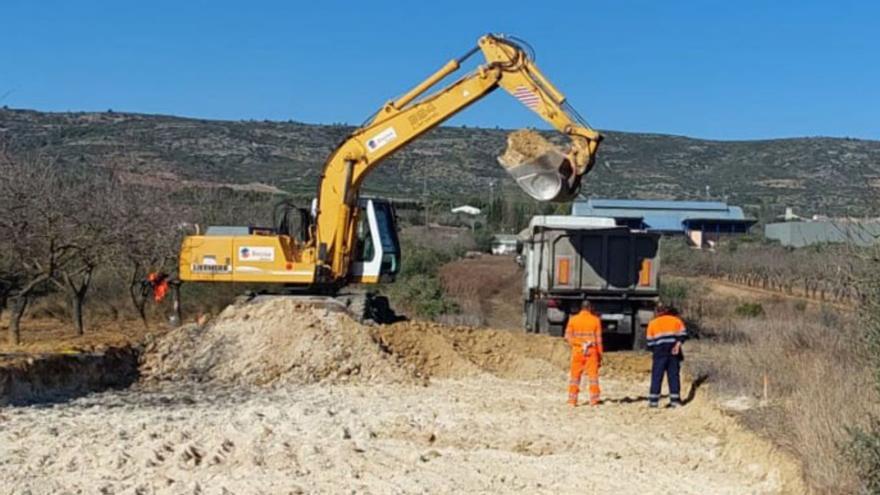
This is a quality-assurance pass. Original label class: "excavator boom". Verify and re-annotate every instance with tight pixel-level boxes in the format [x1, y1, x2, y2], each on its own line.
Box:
[179, 34, 601, 291]
[315, 34, 601, 281]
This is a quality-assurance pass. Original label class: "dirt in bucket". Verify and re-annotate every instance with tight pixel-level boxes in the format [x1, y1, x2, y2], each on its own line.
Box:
[497, 129, 564, 169]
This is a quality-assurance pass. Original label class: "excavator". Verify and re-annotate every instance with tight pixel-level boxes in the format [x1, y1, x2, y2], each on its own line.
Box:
[178, 34, 602, 317]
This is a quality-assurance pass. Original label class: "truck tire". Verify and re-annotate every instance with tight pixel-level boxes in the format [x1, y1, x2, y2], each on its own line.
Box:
[524, 301, 536, 333]
[632, 324, 647, 350]
[535, 301, 550, 335]
[632, 308, 654, 350]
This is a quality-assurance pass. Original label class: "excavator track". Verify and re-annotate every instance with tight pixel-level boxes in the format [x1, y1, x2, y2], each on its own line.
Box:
[234, 291, 401, 325]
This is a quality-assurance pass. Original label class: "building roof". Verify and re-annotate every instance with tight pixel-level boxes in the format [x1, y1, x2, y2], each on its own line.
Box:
[491, 234, 520, 244]
[765, 220, 880, 247]
[586, 199, 734, 212]
[451, 205, 481, 215]
[571, 198, 755, 233]
[529, 215, 618, 231]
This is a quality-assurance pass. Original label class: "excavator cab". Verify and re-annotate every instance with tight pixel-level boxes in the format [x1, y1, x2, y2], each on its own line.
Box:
[351, 198, 401, 284]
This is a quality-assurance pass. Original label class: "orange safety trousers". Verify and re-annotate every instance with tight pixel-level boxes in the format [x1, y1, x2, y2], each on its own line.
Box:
[568, 345, 601, 406]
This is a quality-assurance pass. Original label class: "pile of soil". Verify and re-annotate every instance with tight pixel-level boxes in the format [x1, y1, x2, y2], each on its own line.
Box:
[140, 298, 571, 387]
[140, 298, 418, 386]
[373, 321, 569, 379]
[497, 129, 563, 169]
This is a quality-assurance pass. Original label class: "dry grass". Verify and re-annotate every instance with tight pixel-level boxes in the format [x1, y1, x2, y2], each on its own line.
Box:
[439, 255, 524, 329]
[689, 297, 876, 493]
[0, 317, 164, 360]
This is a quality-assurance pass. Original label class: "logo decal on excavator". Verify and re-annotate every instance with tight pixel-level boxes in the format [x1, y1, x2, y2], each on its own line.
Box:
[407, 103, 437, 130]
[238, 246, 275, 262]
[366, 127, 397, 153]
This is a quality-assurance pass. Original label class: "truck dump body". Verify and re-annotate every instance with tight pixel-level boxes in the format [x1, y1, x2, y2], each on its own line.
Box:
[524, 224, 659, 295]
[520, 215, 660, 348]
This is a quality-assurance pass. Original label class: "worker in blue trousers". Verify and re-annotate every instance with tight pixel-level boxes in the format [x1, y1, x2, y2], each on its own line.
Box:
[646, 304, 688, 408]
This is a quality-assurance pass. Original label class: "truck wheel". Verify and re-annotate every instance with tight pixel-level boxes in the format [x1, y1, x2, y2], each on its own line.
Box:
[524, 301, 537, 333]
[633, 308, 654, 351]
[535, 301, 551, 335]
[632, 324, 647, 350]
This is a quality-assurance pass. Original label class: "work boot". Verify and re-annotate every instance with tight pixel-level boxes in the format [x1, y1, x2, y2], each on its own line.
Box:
[668, 400, 682, 409]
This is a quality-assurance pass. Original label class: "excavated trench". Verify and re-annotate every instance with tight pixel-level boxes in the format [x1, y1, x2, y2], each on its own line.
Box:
[0, 346, 140, 406]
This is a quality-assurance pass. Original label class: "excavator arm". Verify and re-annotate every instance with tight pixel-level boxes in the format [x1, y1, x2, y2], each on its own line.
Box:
[315, 34, 602, 281]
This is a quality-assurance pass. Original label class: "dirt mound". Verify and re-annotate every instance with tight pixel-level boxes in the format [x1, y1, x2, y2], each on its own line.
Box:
[497, 129, 563, 169]
[140, 298, 418, 386]
[373, 321, 569, 379]
[141, 298, 570, 387]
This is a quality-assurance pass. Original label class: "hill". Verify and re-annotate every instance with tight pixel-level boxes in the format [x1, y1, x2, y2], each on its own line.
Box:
[2, 107, 878, 216]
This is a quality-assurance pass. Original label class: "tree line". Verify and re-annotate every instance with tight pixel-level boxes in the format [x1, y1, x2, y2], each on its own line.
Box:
[662, 238, 873, 305]
[0, 150, 187, 343]
[0, 148, 281, 344]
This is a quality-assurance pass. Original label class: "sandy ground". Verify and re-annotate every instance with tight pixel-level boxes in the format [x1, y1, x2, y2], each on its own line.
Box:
[0, 364, 802, 494]
[0, 298, 804, 494]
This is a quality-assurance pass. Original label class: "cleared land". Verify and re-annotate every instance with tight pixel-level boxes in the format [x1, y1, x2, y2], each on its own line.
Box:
[0, 298, 804, 494]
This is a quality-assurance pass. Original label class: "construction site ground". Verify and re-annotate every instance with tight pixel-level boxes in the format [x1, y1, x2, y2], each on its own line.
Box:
[0, 278, 805, 493]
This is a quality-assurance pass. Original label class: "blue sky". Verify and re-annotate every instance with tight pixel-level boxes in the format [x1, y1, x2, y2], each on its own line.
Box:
[2, 0, 878, 140]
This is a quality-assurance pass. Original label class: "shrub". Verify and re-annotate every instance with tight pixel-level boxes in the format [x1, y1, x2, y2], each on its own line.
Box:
[847, 419, 880, 493]
[660, 279, 689, 307]
[383, 241, 461, 320]
[848, 245, 880, 492]
[733, 302, 765, 318]
[472, 227, 494, 253]
[388, 274, 459, 319]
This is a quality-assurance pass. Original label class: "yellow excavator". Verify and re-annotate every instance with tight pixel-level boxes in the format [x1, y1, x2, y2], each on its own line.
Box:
[178, 34, 602, 314]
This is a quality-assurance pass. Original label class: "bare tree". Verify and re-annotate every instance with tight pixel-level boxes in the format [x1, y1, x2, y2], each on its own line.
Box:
[103, 173, 188, 326]
[46, 168, 126, 335]
[0, 152, 81, 343]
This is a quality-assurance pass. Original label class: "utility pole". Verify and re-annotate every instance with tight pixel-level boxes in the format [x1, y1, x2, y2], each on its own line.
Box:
[423, 176, 429, 227]
[489, 179, 495, 227]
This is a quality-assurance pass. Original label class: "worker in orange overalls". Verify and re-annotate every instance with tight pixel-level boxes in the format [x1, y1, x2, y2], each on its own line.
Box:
[565, 299, 603, 407]
[646, 304, 688, 408]
[146, 272, 170, 302]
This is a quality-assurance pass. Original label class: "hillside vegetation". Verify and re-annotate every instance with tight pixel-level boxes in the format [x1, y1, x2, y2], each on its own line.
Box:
[2, 107, 879, 216]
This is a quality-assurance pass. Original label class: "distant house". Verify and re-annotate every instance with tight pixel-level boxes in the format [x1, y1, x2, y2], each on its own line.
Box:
[571, 198, 756, 249]
[765, 219, 880, 247]
[451, 205, 481, 216]
[490, 234, 519, 255]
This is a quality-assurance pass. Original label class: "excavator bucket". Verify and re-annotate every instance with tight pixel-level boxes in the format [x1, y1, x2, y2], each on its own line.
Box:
[499, 149, 570, 202]
[497, 130, 576, 202]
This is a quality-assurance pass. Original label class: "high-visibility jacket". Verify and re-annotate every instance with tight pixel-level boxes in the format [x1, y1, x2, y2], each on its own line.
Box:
[646, 314, 687, 348]
[565, 310, 603, 354]
[148, 272, 170, 303]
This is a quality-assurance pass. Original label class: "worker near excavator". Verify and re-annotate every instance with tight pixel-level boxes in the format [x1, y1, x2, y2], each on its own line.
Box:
[146, 272, 170, 302]
[565, 299, 603, 407]
[646, 304, 688, 408]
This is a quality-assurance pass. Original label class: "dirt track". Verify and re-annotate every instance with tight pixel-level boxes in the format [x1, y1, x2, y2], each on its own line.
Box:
[0, 368, 802, 494]
[0, 299, 804, 493]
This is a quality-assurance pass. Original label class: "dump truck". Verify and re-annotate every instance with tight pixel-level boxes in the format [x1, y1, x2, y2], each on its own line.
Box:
[519, 215, 660, 349]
